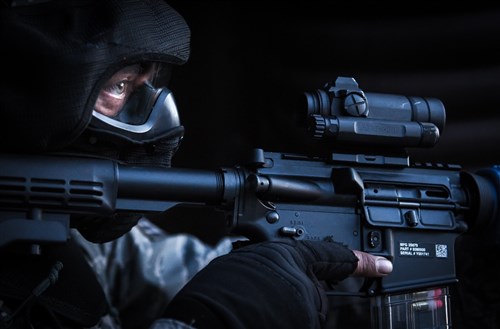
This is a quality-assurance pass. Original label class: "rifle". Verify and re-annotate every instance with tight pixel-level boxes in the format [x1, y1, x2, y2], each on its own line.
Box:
[1, 77, 498, 328]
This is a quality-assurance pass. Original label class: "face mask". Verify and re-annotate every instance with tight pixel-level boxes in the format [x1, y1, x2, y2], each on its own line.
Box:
[66, 62, 185, 242]
[65, 62, 184, 166]
[90, 63, 183, 143]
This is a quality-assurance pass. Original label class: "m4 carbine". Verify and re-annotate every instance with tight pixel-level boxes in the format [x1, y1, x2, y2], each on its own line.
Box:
[1, 77, 499, 329]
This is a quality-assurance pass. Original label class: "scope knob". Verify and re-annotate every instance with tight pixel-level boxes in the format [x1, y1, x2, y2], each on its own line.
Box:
[309, 114, 326, 139]
[344, 92, 368, 117]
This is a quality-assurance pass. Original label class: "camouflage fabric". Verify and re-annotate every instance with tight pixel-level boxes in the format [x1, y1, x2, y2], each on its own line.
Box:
[72, 218, 233, 329]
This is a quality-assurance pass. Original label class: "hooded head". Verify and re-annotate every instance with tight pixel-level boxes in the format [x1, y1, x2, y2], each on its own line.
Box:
[0, 0, 190, 167]
[0, 0, 191, 242]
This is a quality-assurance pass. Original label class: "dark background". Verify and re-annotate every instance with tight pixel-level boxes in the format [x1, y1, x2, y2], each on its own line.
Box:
[155, 3, 500, 328]
[165, 1, 500, 171]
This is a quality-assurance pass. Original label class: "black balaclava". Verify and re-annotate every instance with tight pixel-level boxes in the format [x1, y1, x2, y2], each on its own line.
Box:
[1, 0, 191, 242]
[0, 0, 190, 156]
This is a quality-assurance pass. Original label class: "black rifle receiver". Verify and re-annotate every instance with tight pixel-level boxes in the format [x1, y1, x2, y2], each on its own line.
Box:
[1, 77, 499, 328]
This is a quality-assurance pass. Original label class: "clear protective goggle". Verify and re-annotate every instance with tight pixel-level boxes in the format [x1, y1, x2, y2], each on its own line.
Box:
[89, 62, 181, 143]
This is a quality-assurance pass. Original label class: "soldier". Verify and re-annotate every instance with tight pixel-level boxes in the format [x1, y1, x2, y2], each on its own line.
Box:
[0, 1, 392, 328]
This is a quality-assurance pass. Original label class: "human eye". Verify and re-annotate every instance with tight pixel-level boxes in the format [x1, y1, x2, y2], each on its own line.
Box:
[93, 64, 148, 117]
[95, 71, 139, 116]
[106, 80, 130, 97]
[95, 79, 134, 117]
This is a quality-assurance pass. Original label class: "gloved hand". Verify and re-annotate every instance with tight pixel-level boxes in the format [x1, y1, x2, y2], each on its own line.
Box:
[164, 239, 391, 329]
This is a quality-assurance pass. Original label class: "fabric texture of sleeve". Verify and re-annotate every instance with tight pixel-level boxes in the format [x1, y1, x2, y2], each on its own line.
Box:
[72, 218, 233, 329]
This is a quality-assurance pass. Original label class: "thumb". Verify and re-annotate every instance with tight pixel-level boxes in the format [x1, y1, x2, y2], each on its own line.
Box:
[352, 250, 393, 277]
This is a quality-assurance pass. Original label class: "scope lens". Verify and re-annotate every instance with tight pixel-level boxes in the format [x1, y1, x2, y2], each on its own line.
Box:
[303, 88, 330, 117]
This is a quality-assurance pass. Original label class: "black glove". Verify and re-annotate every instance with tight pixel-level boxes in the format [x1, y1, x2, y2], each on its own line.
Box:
[164, 239, 358, 329]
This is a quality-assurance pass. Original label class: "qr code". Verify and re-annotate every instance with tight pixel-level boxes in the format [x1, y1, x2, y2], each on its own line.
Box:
[435, 244, 447, 258]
